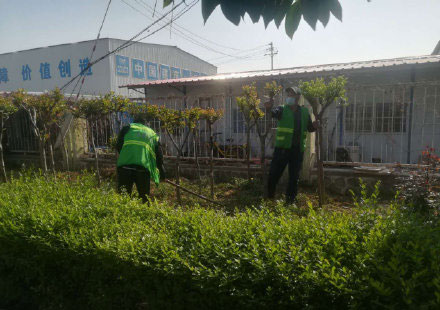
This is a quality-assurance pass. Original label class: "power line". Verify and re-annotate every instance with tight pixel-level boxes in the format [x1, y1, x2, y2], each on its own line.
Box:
[74, 0, 113, 100]
[60, 0, 192, 92]
[121, 0, 265, 59]
[264, 42, 278, 70]
[134, 0, 244, 52]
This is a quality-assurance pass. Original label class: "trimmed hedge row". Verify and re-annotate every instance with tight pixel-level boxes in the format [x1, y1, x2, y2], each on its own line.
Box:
[0, 174, 439, 309]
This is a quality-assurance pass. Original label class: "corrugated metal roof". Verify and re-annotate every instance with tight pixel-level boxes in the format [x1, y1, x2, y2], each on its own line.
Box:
[122, 54, 440, 88]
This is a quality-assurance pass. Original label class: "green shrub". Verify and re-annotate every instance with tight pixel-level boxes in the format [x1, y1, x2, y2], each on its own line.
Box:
[0, 173, 439, 309]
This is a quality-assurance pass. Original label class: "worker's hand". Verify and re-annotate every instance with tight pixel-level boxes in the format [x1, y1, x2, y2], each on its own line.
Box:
[159, 170, 166, 182]
[312, 120, 320, 129]
[264, 100, 274, 110]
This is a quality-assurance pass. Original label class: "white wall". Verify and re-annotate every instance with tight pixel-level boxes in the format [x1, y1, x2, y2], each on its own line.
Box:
[0, 39, 111, 95]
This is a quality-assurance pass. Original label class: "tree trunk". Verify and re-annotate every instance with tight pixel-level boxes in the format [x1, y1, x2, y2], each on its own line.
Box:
[0, 126, 7, 182]
[39, 138, 48, 174]
[49, 143, 56, 176]
[91, 128, 101, 186]
[259, 135, 267, 196]
[246, 129, 251, 182]
[176, 151, 181, 204]
[62, 135, 69, 171]
[316, 121, 325, 208]
[208, 124, 214, 199]
[194, 133, 202, 193]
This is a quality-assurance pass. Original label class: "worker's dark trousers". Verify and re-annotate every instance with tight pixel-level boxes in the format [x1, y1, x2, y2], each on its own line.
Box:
[268, 146, 304, 203]
[117, 165, 151, 203]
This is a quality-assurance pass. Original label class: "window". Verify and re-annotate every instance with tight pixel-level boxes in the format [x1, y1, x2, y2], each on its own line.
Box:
[345, 104, 373, 132]
[375, 102, 406, 133]
[233, 109, 246, 133]
[345, 102, 407, 133]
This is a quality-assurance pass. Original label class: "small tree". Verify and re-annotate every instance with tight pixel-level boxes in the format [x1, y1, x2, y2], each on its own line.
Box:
[200, 108, 223, 199]
[236, 83, 261, 181]
[300, 76, 347, 207]
[13, 89, 66, 174]
[0, 94, 18, 182]
[72, 96, 110, 184]
[256, 81, 283, 189]
[158, 106, 202, 204]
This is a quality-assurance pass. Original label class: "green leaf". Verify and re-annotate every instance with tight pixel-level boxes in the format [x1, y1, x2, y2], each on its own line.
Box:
[274, 0, 291, 28]
[302, 0, 319, 30]
[202, 0, 220, 22]
[329, 0, 342, 21]
[317, 0, 331, 27]
[220, 1, 245, 26]
[163, 0, 173, 8]
[245, 0, 264, 23]
[285, 2, 302, 39]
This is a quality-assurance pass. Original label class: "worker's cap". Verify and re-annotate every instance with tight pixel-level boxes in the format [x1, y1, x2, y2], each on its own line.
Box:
[286, 86, 301, 95]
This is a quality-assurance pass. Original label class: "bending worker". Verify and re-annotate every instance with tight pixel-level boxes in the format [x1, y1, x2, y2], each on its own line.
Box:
[116, 116, 165, 203]
[266, 86, 318, 204]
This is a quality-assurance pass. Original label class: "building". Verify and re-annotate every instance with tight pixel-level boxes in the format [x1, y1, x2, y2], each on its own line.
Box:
[0, 38, 217, 96]
[122, 53, 440, 165]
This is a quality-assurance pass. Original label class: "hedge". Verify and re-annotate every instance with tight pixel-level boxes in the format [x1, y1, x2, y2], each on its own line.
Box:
[0, 173, 439, 309]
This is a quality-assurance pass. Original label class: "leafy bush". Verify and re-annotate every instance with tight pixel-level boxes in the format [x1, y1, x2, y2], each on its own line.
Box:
[0, 173, 439, 309]
[397, 147, 440, 216]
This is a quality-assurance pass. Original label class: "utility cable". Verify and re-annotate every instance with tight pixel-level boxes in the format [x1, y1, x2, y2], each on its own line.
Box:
[60, 0, 189, 92]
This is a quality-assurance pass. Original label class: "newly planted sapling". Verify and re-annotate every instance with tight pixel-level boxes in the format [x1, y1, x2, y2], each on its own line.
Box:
[300, 76, 347, 207]
[0, 94, 18, 182]
[158, 106, 203, 203]
[200, 108, 223, 198]
[236, 83, 261, 181]
[13, 89, 67, 174]
[72, 95, 110, 184]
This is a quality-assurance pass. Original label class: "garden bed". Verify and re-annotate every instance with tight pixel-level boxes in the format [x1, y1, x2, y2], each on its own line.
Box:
[1, 173, 439, 309]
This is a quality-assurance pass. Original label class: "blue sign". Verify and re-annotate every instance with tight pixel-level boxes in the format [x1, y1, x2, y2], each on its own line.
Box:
[160, 65, 170, 80]
[116, 55, 129, 76]
[21, 65, 31, 81]
[79, 58, 92, 76]
[147, 62, 158, 80]
[132, 59, 145, 79]
[191, 71, 200, 77]
[182, 69, 191, 78]
[0, 68, 8, 83]
[58, 60, 71, 78]
[39, 63, 51, 79]
[171, 67, 181, 79]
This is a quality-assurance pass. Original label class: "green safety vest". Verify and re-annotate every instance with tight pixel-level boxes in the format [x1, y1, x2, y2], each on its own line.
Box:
[275, 105, 310, 152]
[117, 123, 160, 185]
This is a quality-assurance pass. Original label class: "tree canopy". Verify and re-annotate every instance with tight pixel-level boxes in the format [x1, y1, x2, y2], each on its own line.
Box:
[164, 0, 369, 38]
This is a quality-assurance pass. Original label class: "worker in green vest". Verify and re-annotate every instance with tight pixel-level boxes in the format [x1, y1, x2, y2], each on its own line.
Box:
[116, 116, 165, 203]
[266, 86, 318, 203]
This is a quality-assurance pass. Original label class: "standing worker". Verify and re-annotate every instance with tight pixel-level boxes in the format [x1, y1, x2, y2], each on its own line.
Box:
[265, 86, 318, 204]
[116, 116, 165, 203]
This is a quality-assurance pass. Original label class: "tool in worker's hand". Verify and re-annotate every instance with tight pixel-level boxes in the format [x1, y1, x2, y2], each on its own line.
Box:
[165, 179, 224, 207]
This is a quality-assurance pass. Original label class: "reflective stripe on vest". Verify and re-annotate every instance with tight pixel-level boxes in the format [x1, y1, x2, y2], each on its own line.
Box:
[122, 140, 156, 160]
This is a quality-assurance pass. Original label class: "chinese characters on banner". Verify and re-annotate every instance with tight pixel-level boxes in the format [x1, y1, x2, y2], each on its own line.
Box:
[171, 67, 181, 79]
[0, 68, 8, 83]
[147, 62, 158, 80]
[182, 69, 191, 78]
[116, 55, 129, 76]
[0, 53, 205, 85]
[132, 59, 145, 79]
[160, 65, 170, 80]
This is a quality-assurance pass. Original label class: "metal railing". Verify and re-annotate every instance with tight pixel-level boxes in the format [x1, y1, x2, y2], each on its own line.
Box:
[5, 82, 440, 165]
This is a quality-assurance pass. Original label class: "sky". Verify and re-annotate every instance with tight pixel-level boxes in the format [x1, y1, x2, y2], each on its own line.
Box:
[0, 0, 439, 73]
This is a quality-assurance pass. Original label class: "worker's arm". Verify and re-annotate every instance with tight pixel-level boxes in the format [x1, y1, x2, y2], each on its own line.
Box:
[116, 126, 130, 153]
[155, 140, 166, 180]
[307, 114, 318, 132]
[271, 106, 284, 120]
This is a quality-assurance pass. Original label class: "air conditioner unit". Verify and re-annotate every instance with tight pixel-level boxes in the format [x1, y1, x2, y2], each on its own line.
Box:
[345, 146, 361, 162]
